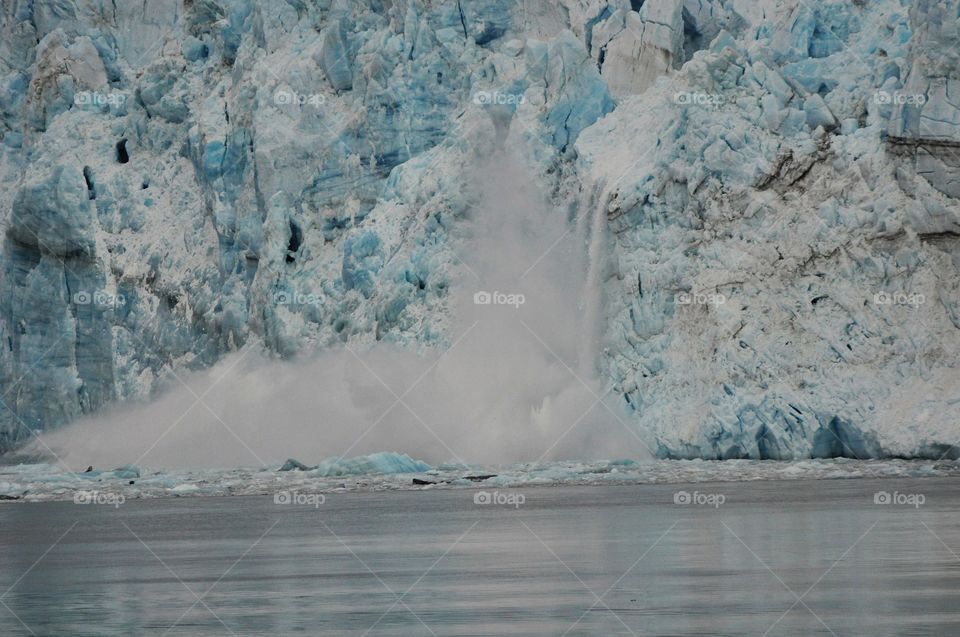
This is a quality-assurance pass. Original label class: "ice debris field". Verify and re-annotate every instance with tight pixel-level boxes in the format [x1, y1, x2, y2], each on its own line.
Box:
[1, 453, 958, 503]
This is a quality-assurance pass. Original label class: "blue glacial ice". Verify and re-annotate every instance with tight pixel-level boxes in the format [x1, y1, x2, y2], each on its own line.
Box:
[279, 452, 432, 476]
[0, 0, 958, 462]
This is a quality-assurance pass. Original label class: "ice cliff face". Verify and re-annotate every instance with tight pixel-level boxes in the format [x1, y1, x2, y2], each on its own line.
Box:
[0, 0, 958, 460]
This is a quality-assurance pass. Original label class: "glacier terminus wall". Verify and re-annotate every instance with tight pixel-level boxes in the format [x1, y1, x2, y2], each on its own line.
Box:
[0, 0, 958, 460]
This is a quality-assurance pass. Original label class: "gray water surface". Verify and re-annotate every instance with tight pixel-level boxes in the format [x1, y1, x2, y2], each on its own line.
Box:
[1, 478, 958, 636]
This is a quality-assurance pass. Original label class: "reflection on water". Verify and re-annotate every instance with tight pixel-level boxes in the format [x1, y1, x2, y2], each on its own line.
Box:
[1, 478, 959, 636]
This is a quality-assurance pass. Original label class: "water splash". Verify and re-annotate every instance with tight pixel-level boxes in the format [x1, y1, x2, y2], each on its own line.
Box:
[29, 137, 647, 470]
[576, 182, 608, 376]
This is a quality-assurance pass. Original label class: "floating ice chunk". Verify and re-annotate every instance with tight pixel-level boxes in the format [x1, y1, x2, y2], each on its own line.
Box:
[312, 452, 431, 477]
[279, 458, 314, 472]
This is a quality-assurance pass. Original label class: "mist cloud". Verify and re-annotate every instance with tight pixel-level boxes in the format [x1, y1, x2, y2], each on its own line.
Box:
[32, 144, 650, 470]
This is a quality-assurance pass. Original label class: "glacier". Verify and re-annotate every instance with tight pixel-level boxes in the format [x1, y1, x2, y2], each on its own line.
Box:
[0, 0, 958, 463]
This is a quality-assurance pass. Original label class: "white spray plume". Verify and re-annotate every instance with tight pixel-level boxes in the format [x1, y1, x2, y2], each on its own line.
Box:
[32, 141, 650, 470]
